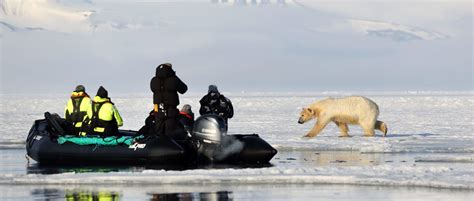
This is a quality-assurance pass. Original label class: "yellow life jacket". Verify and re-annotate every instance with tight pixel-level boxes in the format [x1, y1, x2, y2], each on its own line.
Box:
[87, 96, 123, 134]
[64, 92, 91, 128]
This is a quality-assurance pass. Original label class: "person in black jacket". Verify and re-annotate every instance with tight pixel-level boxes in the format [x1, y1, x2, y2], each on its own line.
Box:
[138, 105, 194, 137]
[150, 63, 188, 138]
[199, 85, 234, 129]
[137, 110, 156, 136]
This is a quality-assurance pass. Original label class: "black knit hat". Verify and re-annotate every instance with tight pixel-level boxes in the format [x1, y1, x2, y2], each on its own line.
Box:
[74, 85, 85, 92]
[208, 85, 219, 93]
[160, 63, 172, 68]
[96, 86, 108, 98]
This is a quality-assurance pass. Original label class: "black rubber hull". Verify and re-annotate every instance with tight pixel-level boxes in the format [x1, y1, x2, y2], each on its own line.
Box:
[216, 134, 278, 164]
[26, 119, 277, 165]
[27, 121, 187, 165]
[28, 138, 189, 165]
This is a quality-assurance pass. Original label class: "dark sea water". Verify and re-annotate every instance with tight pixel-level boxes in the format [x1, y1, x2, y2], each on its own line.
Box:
[1, 148, 473, 201]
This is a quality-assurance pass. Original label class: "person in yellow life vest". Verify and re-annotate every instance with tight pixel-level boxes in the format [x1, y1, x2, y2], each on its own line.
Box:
[64, 85, 91, 136]
[86, 86, 123, 137]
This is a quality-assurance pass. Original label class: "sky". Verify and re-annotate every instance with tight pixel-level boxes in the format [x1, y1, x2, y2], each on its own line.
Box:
[0, 0, 472, 94]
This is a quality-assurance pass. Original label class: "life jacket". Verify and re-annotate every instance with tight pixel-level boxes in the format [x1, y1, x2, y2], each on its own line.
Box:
[179, 111, 193, 120]
[90, 99, 118, 136]
[65, 92, 90, 128]
[178, 111, 194, 133]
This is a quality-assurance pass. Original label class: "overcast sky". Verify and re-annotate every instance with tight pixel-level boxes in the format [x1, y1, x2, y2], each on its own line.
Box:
[1, 0, 472, 94]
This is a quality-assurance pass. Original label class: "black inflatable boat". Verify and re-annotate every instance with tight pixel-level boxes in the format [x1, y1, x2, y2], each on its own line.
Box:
[26, 114, 277, 165]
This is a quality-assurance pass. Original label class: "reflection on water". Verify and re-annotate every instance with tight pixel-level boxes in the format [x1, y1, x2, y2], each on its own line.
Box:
[24, 150, 428, 175]
[31, 188, 232, 201]
[21, 150, 468, 175]
[32, 189, 121, 201]
[27, 164, 147, 175]
[26, 162, 273, 175]
[273, 151, 417, 167]
[65, 191, 120, 201]
[31, 189, 63, 200]
[149, 191, 232, 201]
[298, 151, 381, 166]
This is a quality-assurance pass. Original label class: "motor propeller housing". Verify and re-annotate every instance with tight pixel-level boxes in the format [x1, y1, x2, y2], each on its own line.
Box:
[192, 114, 227, 144]
[191, 114, 228, 161]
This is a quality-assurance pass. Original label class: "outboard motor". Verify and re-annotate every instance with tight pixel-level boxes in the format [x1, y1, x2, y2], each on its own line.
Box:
[192, 114, 227, 161]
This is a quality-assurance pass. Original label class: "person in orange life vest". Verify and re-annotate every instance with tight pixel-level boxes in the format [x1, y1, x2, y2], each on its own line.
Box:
[179, 104, 194, 132]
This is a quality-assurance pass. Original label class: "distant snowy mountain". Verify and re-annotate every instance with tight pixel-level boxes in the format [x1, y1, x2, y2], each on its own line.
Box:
[0, 0, 173, 33]
[0, 0, 450, 42]
[0, 0, 298, 34]
[348, 19, 449, 41]
[0, 21, 18, 31]
[1, 0, 93, 32]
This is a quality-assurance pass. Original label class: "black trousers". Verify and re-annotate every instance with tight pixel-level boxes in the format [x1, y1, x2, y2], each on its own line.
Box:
[154, 107, 186, 139]
[155, 117, 187, 139]
[71, 126, 82, 136]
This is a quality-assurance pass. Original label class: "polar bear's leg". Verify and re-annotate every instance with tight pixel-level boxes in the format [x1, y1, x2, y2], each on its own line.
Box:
[360, 115, 376, 137]
[304, 119, 330, 138]
[334, 121, 349, 137]
[363, 129, 375, 137]
[361, 123, 375, 137]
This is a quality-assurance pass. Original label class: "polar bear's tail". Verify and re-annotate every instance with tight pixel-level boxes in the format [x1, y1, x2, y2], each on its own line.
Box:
[375, 121, 388, 136]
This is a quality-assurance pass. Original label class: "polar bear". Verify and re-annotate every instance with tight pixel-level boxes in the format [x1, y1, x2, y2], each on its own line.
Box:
[298, 96, 387, 137]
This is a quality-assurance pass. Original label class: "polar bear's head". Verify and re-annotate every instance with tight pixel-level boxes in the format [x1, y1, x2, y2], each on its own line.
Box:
[298, 108, 316, 124]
